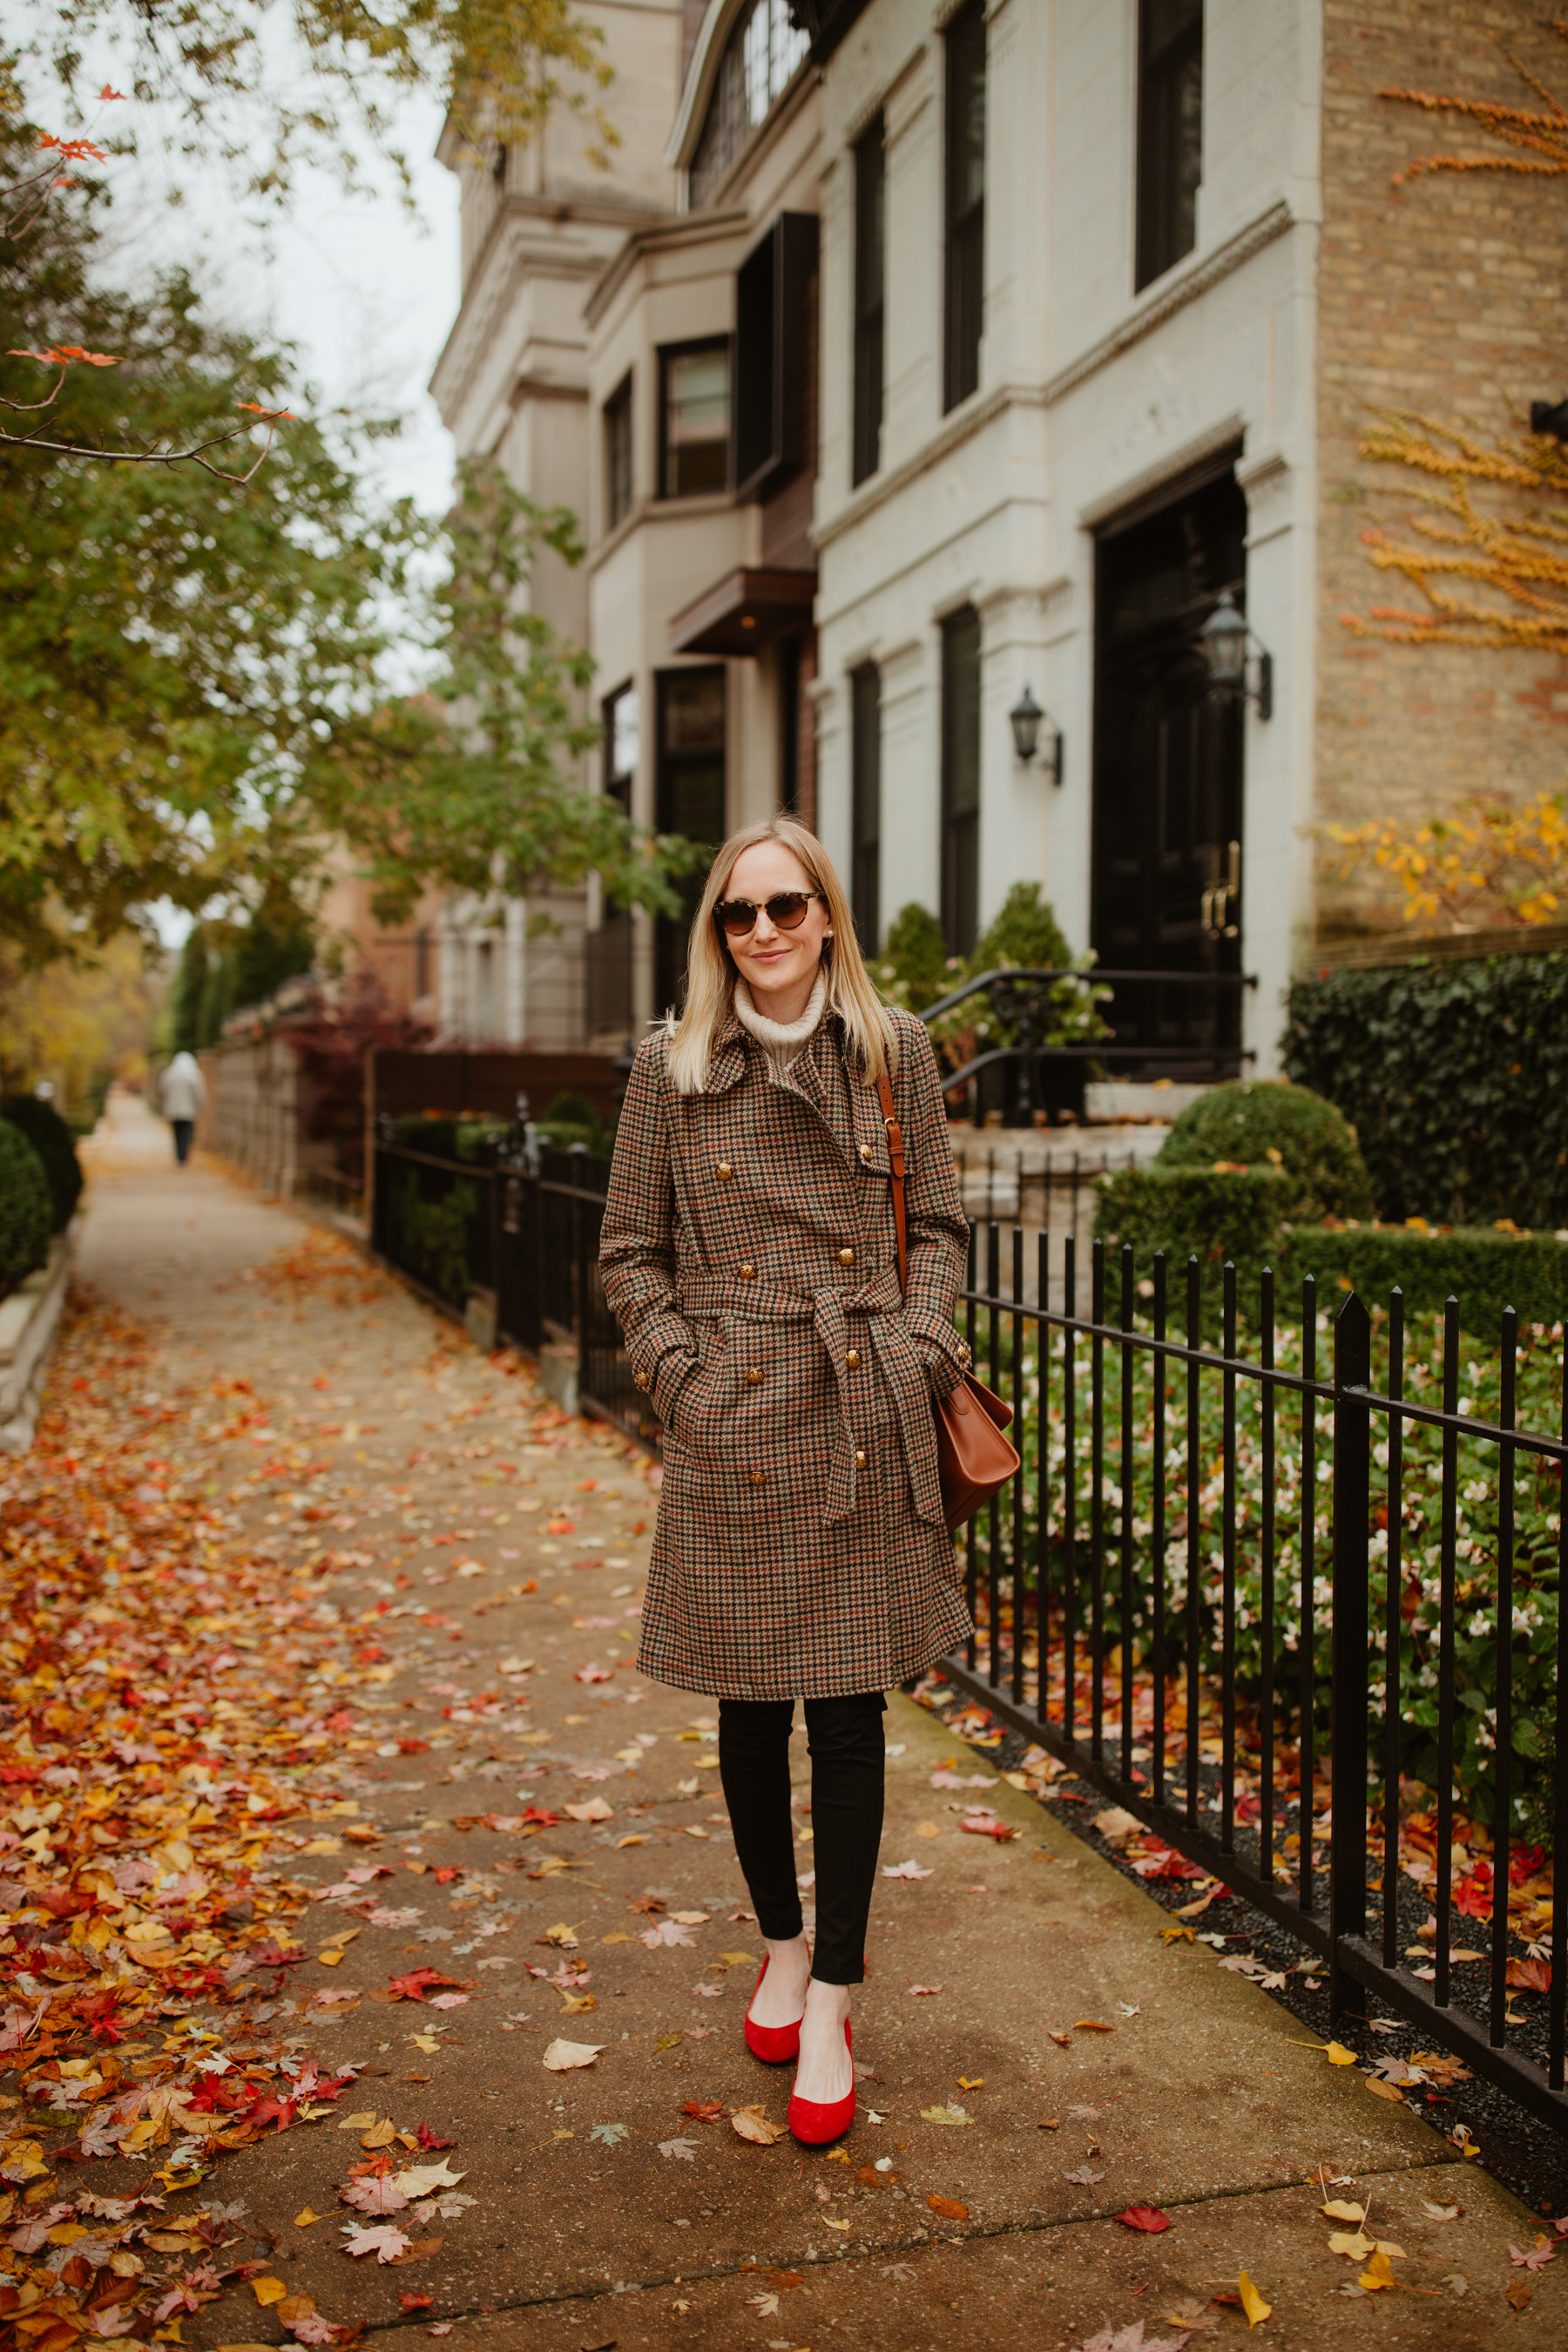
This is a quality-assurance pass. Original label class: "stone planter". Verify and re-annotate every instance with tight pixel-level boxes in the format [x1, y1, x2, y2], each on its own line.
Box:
[0, 1228, 74, 1454]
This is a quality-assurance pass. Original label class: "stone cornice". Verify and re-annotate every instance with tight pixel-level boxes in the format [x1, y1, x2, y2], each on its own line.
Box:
[1041, 199, 1297, 406]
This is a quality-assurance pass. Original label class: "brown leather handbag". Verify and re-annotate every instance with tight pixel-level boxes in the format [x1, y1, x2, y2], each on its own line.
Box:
[876, 1076, 1021, 1531]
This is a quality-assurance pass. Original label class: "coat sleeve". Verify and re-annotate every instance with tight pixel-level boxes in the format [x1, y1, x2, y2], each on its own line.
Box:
[598, 1035, 701, 1424]
[897, 1017, 971, 1399]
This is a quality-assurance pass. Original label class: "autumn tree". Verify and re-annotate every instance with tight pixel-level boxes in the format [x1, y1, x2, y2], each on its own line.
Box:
[1345, 23, 1568, 660]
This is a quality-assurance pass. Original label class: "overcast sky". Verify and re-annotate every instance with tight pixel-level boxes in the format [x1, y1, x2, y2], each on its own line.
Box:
[209, 93, 462, 517]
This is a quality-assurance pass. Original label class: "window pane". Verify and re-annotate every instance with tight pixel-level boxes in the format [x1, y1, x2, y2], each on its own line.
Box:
[853, 118, 885, 487]
[605, 375, 632, 531]
[661, 668, 727, 754]
[663, 343, 731, 497]
[943, 0, 986, 413]
[941, 607, 981, 956]
[611, 687, 640, 785]
[1136, 0, 1203, 290]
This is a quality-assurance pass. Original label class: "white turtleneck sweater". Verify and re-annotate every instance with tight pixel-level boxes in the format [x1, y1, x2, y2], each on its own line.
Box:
[733, 971, 828, 1087]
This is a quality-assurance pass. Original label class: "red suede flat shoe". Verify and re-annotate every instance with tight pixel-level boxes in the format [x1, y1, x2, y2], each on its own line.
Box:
[787, 2019, 855, 2146]
[744, 1955, 806, 2064]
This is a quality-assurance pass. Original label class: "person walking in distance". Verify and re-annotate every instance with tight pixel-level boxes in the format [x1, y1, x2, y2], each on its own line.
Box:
[159, 1051, 206, 1166]
[599, 818, 973, 2146]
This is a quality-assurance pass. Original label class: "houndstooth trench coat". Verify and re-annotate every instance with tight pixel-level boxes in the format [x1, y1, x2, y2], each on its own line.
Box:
[598, 1003, 976, 1700]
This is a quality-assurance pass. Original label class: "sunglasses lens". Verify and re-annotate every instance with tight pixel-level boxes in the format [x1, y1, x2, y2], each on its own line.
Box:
[715, 892, 814, 936]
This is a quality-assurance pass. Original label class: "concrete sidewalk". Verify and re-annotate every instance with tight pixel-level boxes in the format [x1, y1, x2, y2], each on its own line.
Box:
[64, 1095, 1568, 2349]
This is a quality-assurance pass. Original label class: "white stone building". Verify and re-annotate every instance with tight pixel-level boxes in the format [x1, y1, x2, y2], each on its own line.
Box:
[430, 0, 1495, 1076]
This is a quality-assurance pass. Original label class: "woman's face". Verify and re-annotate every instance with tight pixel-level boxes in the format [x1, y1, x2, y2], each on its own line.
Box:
[720, 840, 832, 1014]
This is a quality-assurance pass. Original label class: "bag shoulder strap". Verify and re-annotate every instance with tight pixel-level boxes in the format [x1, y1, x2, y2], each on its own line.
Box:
[875, 1072, 908, 1298]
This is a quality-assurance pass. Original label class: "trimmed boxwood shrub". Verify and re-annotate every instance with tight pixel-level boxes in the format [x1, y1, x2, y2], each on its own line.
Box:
[1, 1097, 84, 1231]
[1159, 1078, 1373, 1221]
[0, 1125, 51, 1299]
[1284, 952, 1568, 1227]
[1095, 1165, 1288, 1287]
[1095, 1171, 1568, 1335]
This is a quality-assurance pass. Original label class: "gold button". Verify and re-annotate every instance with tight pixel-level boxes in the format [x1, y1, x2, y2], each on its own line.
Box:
[858, 1143, 873, 1165]
[845, 1348, 862, 1369]
[838, 1247, 855, 1267]
[855, 1448, 867, 1470]
[745, 1367, 764, 1387]
[739, 1261, 756, 1280]
[957, 1342, 970, 1362]
[749, 1469, 767, 1489]
[716, 1160, 733, 1179]
[635, 1371, 650, 1391]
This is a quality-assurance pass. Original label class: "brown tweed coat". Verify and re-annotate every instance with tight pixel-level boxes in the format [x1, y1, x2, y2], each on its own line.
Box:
[598, 1002, 975, 1700]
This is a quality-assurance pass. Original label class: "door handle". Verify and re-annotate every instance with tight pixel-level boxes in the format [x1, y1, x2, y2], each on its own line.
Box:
[1200, 842, 1241, 941]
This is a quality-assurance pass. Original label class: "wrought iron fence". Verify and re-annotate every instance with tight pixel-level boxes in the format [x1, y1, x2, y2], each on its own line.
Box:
[948, 1225, 1568, 2138]
[369, 1128, 658, 1446]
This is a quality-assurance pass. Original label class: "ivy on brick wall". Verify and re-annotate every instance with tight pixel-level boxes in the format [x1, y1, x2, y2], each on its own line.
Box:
[1282, 954, 1568, 1228]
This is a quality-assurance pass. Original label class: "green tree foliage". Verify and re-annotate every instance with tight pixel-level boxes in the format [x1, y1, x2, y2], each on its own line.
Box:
[166, 885, 318, 1053]
[332, 461, 694, 928]
[0, 132, 428, 963]
[1159, 1079, 1374, 1223]
[0, 1122, 51, 1297]
[0, 134, 685, 966]
[0, 1095, 84, 1230]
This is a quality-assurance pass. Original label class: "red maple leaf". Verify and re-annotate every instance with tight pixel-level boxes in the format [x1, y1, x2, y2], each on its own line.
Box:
[385, 1967, 463, 2002]
[1115, 2205, 1172, 2234]
[415, 2122, 456, 2150]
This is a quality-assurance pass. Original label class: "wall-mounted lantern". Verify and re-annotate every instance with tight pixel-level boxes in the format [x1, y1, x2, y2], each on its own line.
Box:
[1010, 685, 1064, 785]
[1200, 590, 1273, 720]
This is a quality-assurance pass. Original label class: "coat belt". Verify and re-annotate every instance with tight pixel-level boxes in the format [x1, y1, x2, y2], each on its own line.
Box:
[675, 1271, 944, 1527]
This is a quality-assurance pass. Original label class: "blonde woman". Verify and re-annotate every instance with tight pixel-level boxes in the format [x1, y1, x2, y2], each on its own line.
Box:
[599, 818, 973, 2146]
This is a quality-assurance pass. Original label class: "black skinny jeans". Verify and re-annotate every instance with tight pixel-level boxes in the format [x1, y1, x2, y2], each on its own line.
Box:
[717, 1693, 885, 1986]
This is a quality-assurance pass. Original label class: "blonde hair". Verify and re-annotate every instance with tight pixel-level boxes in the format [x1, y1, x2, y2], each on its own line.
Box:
[665, 817, 898, 1095]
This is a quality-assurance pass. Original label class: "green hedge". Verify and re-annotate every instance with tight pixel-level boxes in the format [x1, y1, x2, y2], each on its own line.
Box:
[389, 1113, 509, 1163]
[2, 1097, 84, 1232]
[1284, 952, 1568, 1227]
[0, 1125, 51, 1300]
[1094, 1166, 1288, 1287]
[1095, 1167, 1568, 1335]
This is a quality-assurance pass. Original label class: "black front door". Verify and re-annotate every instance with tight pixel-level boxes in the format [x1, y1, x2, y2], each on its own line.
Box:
[1092, 461, 1247, 1069]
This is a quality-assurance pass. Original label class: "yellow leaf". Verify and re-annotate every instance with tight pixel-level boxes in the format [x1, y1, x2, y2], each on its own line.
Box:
[1328, 2229, 1375, 2260]
[1324, 2041, 1356, 2065]
[600, 1931, 632, 1943]
[720, 1951, 757, 1967]
[558, 1991, 598, 2013]
[336, 2111, 378, 2132]
[1320, 2200, 1365, 2223]
[293, 2210, 320, 2227]
[956, 2077, 984, 2090]
[615, 1835, 645, 1848]
[410, 2034, 439, 2055]
[250, 2276, 287, 2306]
[1238, 2269, 1272, 2326]
[360, 2118, 398, 2148]
[1359, 2247, 1397, 2291]
[317, 1949, 345, 1967]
